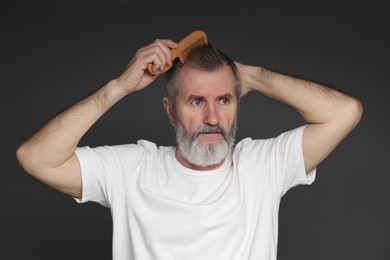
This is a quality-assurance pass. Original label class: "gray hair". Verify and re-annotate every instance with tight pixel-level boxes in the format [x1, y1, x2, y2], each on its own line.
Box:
[164, 43, 241, 120]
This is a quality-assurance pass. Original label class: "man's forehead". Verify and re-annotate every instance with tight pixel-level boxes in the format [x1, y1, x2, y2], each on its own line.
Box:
[178, 65, 236, 97]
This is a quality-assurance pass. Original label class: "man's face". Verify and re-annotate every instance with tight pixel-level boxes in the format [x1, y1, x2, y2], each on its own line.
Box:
[164, 64, 239, 169]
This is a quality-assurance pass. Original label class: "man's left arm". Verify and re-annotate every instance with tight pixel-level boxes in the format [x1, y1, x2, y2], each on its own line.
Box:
[236, 62, 363, 172]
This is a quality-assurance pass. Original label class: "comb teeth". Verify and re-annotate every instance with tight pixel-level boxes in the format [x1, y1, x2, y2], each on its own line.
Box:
[178, 38, 208, 63]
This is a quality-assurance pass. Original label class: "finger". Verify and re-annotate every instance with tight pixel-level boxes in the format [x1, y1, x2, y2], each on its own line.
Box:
[151, 39, 178, 65]
[137, 39, 178, 74]
[159, 39, 179, 49]
[153, 39, 178, 66]
[136, 47, 163, 74]
[147, 43, 172, 72]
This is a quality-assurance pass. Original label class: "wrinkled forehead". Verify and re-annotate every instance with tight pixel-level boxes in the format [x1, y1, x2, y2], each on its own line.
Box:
[177, 64, 237, 98]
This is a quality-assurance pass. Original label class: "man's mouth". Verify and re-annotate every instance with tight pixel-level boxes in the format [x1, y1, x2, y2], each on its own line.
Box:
[198, 131, 222, 136]
[194, 124, 226, 139]
[197, 132, 224, 144]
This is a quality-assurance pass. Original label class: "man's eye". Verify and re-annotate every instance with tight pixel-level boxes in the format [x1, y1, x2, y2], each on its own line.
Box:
[192, 99, 203, 106]
[219, 98, 229, 104]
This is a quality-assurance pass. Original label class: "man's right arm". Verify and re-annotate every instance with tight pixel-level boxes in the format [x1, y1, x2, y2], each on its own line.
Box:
[16, 39, 178, 199]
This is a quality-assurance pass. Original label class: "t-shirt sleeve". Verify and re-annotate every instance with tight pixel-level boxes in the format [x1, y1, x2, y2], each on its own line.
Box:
[236, 125, 316, 197]
[73, 143, 144, 207]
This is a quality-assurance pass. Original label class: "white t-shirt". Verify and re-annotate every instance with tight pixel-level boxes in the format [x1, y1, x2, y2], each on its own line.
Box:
[75, 125, 315, 260]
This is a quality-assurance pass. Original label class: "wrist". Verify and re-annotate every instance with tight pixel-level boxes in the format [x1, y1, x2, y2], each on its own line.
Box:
[92, 79, 130, 111]
[241, 66, 266, 96]
[107, 78, 133, 99]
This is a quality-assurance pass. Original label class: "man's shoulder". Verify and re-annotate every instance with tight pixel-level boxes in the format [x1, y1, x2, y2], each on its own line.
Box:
[136, 140, 175, 152]
[233, 126, 306, 154]
[107, 140, 175, 155]
[233, 137, 266, 151]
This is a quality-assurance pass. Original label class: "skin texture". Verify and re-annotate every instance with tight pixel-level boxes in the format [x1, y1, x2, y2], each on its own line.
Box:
[162, 64, 239, 171]
[16, 38, 363, 200]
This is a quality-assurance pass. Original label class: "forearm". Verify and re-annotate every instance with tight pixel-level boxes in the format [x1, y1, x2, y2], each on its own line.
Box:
[240, 64, 361, 127]
[17, 79, 128, 173]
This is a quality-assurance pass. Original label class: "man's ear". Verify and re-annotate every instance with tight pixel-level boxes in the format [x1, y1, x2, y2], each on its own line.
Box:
[162, 97, 175, 126]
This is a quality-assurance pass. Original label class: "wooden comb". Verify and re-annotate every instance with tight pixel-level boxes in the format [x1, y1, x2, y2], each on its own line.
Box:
[147, 30, 208, 75]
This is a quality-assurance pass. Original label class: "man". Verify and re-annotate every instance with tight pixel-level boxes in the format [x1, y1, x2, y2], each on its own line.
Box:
[16, 36, 362, 259]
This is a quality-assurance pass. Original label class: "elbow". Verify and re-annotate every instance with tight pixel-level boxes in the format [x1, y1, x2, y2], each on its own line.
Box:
[16, 143, 35, 176]
[16, 144, 28, 172]
[343, 97, 363, 131]
[351, 97, 363, 126]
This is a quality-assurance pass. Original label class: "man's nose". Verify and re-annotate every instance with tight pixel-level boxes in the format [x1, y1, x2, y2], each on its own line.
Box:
[203, 104, 219, 125]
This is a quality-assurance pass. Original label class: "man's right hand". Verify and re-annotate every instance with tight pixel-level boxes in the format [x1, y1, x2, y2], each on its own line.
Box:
[115, 39, 178, 94]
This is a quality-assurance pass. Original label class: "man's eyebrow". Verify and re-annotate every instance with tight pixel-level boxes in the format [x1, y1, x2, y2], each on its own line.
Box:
[218, 93, 233, 99]
[187, 94, 204, 101]
[186, 93, 234, 101]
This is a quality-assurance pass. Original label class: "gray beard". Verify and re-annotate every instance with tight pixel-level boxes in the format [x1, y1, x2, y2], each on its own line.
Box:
[175, 119, 237, 167]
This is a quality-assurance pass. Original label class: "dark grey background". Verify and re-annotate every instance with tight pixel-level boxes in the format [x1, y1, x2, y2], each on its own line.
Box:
[2, 0, 389, 259]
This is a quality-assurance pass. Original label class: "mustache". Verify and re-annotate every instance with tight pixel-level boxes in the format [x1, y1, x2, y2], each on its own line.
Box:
[193, 124, 226, 138]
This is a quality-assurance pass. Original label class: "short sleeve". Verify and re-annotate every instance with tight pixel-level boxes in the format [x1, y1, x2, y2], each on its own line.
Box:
[235, 125, 316, 197]
[74, 143, 144, 207]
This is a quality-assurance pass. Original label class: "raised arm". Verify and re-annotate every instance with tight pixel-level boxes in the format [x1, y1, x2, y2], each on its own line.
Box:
[16, 39, 178, 199]
[236, 63, 363, 172]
